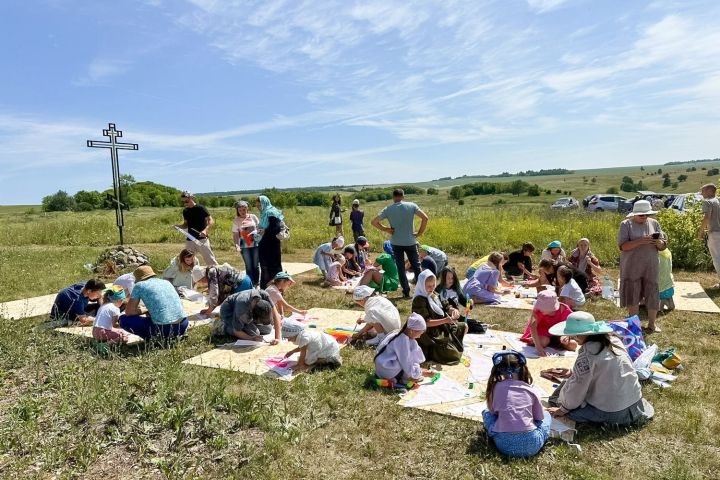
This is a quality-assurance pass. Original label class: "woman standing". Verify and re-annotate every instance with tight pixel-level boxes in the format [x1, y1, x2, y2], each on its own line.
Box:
[329, 194, 343, 236]
[617, 200, 667, 333]
[232, 200, 261, 286]
[256, 195, 285, 289]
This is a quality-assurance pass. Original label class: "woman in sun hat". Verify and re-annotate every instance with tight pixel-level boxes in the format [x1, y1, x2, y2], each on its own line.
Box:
[120, 266, 188, 339]
[541, 240, 566, 263]
[617, 199, 667, 333]
[547, 312, 654, 426]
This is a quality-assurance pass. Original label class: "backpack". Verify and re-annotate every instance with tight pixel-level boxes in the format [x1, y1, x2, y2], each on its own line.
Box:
[276, 219, 290, 241]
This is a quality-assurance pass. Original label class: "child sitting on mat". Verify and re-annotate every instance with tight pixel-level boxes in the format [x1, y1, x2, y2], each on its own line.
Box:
[374, 313, 434, 384]
[325, 254, 347, 287]
[282, 319, 342, 370]
[92, 285, 130, 344]
[557, 265, 586, 309]
[520, 290, 576, 356]
[483, 350, 551, 458]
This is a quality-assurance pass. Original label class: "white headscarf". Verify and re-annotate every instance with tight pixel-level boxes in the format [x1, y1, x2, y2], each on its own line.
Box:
[413, 270, 445, 316]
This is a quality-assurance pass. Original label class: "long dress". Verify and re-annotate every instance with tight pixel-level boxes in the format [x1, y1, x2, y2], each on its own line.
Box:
[617, 218, 665, 310]
[259, 216, 283, 289]
[463, 266, 502, 304]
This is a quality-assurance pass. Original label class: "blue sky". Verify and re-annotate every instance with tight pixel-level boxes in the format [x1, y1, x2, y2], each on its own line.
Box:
[1, 0, 720, 204]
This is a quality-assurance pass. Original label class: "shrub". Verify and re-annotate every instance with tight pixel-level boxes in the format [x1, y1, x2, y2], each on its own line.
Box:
[458, 199, 465, 205]
[678, 174, 688, 182]
[527, 185, 541, 196]
[426, 187, 439, 195]
[606, 187, 619, 194]
[663, 177, 671, 188]
[658, 207, 711, 270]
[708, 168, 719, 176]
[42, 190, 75, 212]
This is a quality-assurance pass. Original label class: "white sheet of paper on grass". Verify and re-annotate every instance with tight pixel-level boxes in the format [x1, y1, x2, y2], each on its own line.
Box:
[232, 330, 280, 347]
[403, 375, 472, 408]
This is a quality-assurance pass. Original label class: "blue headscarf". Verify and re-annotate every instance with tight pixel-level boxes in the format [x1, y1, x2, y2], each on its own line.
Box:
[258, 195, 284, 229]
[383, 240, 394, 257]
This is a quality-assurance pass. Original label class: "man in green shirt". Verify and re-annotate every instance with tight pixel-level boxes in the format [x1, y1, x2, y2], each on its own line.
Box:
[371, 189, 429, 298]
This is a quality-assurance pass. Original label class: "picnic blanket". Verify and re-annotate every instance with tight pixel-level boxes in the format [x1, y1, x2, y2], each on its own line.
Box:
[398, 328, 577, 441]
[282, 262, 318, 277]
[182, 308, 362, 381]
[0, 293, 57, 320]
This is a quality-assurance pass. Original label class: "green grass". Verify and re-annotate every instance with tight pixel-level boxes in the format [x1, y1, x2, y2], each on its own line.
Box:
[1, 204, 720, 479]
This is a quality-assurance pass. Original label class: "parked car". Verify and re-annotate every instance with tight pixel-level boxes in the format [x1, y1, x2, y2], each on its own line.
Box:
[669, 193, 702, 213]
[587, 195, 627, 212]
[618, 191, 667, 214]
[551, 197, 580, 209]
[582, 194, 598, 208]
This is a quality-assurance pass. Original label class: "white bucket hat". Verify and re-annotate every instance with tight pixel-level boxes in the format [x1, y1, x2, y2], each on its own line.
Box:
[626, 200, 657, 218]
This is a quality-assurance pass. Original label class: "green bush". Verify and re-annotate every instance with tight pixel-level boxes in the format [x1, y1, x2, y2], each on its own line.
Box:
[606, 187, 619, 194]
[657, 206, 710, 270]
[42, 190, 75, 212]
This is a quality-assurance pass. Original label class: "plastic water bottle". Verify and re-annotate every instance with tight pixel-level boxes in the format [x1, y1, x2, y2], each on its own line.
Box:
[601, 275, 614, 300]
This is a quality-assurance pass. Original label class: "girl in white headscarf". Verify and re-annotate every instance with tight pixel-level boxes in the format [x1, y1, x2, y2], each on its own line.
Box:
[411, 270, 467, 364]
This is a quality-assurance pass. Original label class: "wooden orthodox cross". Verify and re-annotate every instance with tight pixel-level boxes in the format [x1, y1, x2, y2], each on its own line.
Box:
[86, 123, 138, 245]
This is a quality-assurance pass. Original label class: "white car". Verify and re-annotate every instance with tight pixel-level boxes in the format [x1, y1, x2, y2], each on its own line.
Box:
[669, 193, 702, 213]
[551, 197, 579, 209]
[587, 195, 627, 212]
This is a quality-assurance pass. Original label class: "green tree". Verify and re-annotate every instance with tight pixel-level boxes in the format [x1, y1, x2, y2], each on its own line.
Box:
[42, 190, 75, 212]
[510, 180, 527, 196]
[74, 190, 104, 209]
[527, 184, 541, 196]
[662, 177, 671, 188]
[678, 174, 688, 182]
[606, 186, 619, 194]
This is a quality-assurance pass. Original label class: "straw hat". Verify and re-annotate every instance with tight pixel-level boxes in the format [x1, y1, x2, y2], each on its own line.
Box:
[548, 311, 613, 336]
[133, 265, 157, 282]
[626, 200, 657, 218]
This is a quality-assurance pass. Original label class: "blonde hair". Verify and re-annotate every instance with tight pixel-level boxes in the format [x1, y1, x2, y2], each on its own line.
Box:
[176, 249, 195, 272]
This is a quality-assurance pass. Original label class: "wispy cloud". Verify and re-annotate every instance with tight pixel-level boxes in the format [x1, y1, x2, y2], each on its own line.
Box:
[73, 58, 132, 86]
[525, 0, 571, 13]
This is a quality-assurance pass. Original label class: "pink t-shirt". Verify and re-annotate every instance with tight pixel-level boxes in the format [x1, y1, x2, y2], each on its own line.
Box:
[264, 284, 283, 306]
[489, 379, 545, 432]
[520, 303, 572, 343]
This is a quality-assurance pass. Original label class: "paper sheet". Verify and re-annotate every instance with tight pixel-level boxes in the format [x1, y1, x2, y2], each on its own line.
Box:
[231, 331, 279, 347]
[502, 333, 577, 359]
[174, 225, 198, 242]
[402, 376, 473, 408]
[448, 402, 486, 418]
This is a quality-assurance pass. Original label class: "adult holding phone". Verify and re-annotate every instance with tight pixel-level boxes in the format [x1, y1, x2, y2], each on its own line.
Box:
[371, 188, 429, 299]
[617, 200, 667, 333]
[176, 191, 218, 266]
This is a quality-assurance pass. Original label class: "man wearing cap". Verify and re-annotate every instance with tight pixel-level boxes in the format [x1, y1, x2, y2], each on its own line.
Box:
[371, 188, 429, 298]
[220, 289, 282, 344]
[176, 191, 218, 266]
[120, 266, 188, 339]
[351, 286, 401, 346]
[418, 244, 447, 274]
[699, 184, 720, 288]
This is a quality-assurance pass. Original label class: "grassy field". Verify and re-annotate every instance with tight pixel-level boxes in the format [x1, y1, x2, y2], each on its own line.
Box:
[1, 197, 720, 479]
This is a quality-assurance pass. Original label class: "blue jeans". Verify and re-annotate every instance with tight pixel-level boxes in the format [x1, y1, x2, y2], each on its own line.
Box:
[482, 410, 551, 458]
[235, 275, 254, 293]
[241, 247, 260, 286]
[392, 244, 420, 296]
[119, 314, 188, 340]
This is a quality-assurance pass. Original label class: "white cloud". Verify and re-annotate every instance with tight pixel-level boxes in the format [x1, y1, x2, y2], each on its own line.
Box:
[526, 0, 570, 13]
[73, 59, 132, 86]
